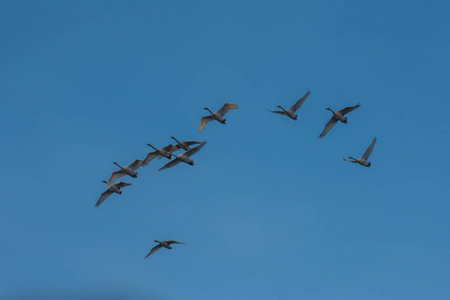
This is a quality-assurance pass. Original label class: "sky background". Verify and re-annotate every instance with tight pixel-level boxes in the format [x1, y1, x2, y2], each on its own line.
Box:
[1, 0, 450, 299]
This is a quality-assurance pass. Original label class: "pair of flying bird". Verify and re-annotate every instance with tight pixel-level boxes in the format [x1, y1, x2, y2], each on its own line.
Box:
[96, 138, 206, 207]
[266, 90, 361, 138]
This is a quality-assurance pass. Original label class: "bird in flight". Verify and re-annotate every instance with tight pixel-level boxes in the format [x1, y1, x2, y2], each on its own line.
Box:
[145, 240, 185, 259]
[96, 180, 131, 207]
[343, 137, 377, 167]
[198, 103, 238, 132]
[158, 141, 207, 171]
[267, 90, 310, 120]
[106, 159, 143, 188]
[319, 103, 360, 138]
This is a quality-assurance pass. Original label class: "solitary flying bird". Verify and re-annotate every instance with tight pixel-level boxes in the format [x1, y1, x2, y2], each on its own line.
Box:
[145, 240, 185, 259]
[319, 103, 360, 138]
[343, 137, 377, 167]
[198, 103, 238, 132]
[159, 141, 207, 171]
[106, 159, 143, 188]
[96, 180, 131, 207]
[267, 90, 310, 120]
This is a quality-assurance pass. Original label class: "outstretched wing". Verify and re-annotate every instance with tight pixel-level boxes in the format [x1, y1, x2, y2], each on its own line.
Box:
[145, 244, 163, 259]
[184, 141, 206, 157]
[319, 117, 338, 138]
[127, 159, 143, 171]
[158, 158, 181, 171]
[290, 90, 310, 112]
[115, 182, 132, 189]
[267, 109, 286, 115]
[182, 140, 202, 147]
[338, 103, 360, 115]
[95, 190, 114, 207]
[162, 144, 179, 154]
[143, 152, 159, 166]
[217, 103, 239, 117]
[167, 240, 185, 245]
[361, 137, 377, 160]
[106, 170, 125, 188]
[198, 116, 215, 132]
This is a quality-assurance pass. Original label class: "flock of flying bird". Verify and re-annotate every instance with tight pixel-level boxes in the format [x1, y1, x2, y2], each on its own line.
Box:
[97, 91, 377, 259]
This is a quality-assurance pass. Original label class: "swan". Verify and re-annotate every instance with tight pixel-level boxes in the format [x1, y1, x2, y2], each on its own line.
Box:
[267, 90, 310, 120]
[319, 103, 360, 138]
[198, 103, 238, 132]
[143, 143, 179, 166]
[145, 240, 185, 259]
[106, 159, 143, 188]
[343, 137, 377, 167]
[170, 136, 202, 151]
[158, 141, 207, 171]
[96, 181, 132, 207]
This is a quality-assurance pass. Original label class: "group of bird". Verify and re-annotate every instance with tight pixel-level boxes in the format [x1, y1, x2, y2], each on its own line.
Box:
[97, 92, 377, 259]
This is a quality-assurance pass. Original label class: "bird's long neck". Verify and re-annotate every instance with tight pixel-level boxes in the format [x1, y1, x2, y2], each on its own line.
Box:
[171, 136, 181, 145]
[348, 156, 358, 162]
[204, 107, 214, 116]
[154, 240, 160, 244]
[147, 143, 158, 151]
[277, 105, 287, 113]
[113, 162, 125, 170]
[326, 108, 335, 115]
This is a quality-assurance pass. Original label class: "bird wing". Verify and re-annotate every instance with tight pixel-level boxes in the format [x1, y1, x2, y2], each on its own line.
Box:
[338, 103, 360, 115]
[182, 141, 202, 147]
[162, 144, 179, 154]
[184, 141, 206, 157]
[319, 117, 338, 138]
[198, 116, 215, 132]
[216, 103, 239, 117]
[145, 244, 163, 258]
[115, 182, 132, 189]
[127, 159, 144, 171]
[143, 152, 159, 166]
[106, 170, 125, 188]
[158, 158, 181, 171]
[95, 190, 114, 207]
[361, 137, 377, 160]
[290, 90, 311, 112]
[267, 109, 286, 115]
[167, 240, 185, 245]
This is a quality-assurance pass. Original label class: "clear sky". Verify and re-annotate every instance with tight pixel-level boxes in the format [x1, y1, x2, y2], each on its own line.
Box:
[1, 1, 449, 299]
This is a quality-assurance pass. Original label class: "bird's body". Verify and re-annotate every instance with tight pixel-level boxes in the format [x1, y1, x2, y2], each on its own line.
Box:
[145, 240, 185, 258]
[143, 143, 179, 166]
[198, 103, 238, 132]
[159, 141, 207, 171]
[171, 136, 202, 151]
[267, 90, 310, 121]
[96, 181, 131, 207]
[344, 137, 377, 167]
[319, 103, 360, 138]
[106, 159, 143, 188]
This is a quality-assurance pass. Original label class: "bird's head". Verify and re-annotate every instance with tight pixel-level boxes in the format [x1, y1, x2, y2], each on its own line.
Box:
[154, 240, 160, 243]
[325, 107, 331, 111]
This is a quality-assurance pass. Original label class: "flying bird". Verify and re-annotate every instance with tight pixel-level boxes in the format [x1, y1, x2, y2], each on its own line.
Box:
[145, 240, 185, 259]
[106, 159, 143, 188]
[267, 90, 310, 120]
[343, 137, 377, 167]
[96, 180, 132, 207]
[159, 141, 207, 171]
[143, 143, 179, 166]
[198, 103, 238, 132]
[170, 136, 202, 151]
[319, 103, 360, 138]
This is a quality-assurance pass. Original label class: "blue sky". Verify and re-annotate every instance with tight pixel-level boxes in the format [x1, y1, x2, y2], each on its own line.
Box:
[1, 1, 449, 299]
